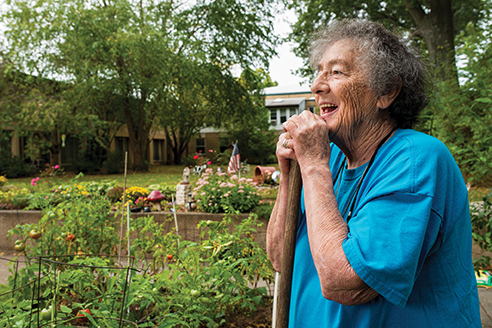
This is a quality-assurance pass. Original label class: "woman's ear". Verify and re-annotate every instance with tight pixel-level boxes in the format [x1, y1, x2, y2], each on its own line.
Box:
[377, 80, 402, 109]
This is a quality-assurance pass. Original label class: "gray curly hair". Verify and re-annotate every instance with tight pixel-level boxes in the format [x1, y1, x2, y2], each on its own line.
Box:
[309, 19, 430, 129]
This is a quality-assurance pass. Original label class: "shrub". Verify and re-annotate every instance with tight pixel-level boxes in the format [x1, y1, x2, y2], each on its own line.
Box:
[471, 188, 492, 271]
[107, 186, 124, 203]
[194, 168, 260, 213]
[103, 150, 125, 174]
[0, 150, 36, 178]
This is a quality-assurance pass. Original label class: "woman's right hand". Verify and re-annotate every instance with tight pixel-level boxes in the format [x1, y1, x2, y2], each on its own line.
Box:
[276, 132, 296, 177]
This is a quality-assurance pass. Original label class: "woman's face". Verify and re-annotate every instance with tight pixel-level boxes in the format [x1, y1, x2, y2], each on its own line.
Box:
[310, 40, 378, 143]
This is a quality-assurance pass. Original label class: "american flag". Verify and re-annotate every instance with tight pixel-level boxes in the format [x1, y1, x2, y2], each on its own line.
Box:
[227, 142, 241, 175]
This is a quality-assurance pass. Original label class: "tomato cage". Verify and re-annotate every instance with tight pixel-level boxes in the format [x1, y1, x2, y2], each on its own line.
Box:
[0, 254, 157, 327]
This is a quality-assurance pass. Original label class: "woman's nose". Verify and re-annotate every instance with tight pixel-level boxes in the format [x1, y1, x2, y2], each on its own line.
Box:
[310, 73, 329, 95]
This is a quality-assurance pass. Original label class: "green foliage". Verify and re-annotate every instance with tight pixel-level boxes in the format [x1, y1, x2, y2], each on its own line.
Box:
[1, 0, 279, 170]
[103, 150, 125, 174]
[194, 169, 261, 213]
[2, 206, 273, 327]
[0, 150, 36, 178]
[286, 0, 488, 81]
[471, 189, 492, 271]
[425, 21, 492, 184]
[0, 187, 31, 210]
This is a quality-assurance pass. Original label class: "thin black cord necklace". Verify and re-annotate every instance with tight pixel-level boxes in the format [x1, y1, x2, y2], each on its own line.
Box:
[333, 128, 396, 222]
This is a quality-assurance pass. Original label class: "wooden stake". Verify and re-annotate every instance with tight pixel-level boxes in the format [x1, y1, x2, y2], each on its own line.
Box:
[275, 160, 302, 328]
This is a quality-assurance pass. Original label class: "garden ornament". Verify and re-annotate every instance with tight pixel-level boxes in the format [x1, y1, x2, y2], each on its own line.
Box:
[147, 190, 166, 211]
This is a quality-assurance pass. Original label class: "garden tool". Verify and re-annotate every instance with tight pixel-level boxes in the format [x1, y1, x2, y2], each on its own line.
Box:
[275, 160, 302, 328]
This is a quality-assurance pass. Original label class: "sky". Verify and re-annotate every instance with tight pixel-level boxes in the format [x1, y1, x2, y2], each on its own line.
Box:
[268, 9, 311, 90]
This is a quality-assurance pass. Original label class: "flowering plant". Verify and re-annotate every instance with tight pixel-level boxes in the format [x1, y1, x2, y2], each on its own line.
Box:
[134, 196, 150, 207]
[194, 168, 260, 214]
[40, 163, 65, 177]
[122, 186, 150, 204]
[0, 176, 8, 187]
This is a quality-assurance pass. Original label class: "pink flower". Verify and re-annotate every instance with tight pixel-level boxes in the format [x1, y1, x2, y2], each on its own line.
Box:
[31, 179, 36, 186]
[238, 190, 244, 193]
[35, 177, 40, 181]
[207, 161, 212, 165]
[201, 192, 206, 196]
[46, 196, 49, 199]
[193, 155, 199, 160]
[54, 165, 59, 170]
[208, 149, 213, 153]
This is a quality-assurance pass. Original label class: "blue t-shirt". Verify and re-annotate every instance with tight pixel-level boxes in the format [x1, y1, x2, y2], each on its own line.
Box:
[289, 129, 481, 327]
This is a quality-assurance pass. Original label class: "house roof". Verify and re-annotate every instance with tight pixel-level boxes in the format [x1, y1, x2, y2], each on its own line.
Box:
[262, 84, 312, 96]
[265, 97, 306, 107]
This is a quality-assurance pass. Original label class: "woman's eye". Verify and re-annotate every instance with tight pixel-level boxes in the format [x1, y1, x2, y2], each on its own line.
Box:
[332, 70, 342, 75]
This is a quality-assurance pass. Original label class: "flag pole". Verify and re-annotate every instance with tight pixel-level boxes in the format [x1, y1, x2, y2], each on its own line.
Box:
[236, 140, 241, 180]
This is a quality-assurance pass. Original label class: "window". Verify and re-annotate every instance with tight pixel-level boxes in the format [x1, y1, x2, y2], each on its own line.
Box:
[195, 138, 205, 153]
[280, 109, 288, 123]
[270, 109, 277, 125]
[61, 136, 79, 165]
[116, 137, 129, 154]
[153, 139, 164, 161]
[308, 106, 315, 113]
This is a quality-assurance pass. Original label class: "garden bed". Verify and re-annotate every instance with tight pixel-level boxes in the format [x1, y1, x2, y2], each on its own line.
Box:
[0, 210, 267, 253]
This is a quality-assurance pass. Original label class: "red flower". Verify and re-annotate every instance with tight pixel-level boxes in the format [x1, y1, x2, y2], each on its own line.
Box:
[193, 155, 199, 160]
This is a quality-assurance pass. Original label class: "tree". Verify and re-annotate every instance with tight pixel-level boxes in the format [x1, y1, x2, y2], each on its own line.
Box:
[426, 21, 492, 184]
[0, 61, 99, 165]
[287, 0, 487, 82]
[227, 68, 278, 165]
[2, 0, 279, 171]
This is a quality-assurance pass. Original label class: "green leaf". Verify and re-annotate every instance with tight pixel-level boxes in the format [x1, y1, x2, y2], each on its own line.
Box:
[474, 97, 492, 103]
[60, 305, 71, 313]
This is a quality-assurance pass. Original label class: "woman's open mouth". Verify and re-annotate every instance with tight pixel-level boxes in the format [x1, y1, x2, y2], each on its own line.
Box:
[319, 103, 339, 118]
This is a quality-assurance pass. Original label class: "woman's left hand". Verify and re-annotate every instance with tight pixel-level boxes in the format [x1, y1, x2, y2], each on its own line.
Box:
[282, 111, 332, 169]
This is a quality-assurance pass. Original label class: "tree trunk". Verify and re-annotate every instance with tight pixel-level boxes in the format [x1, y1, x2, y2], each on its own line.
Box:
[123, 101, 149, 172]
[405, 0, 458, 83]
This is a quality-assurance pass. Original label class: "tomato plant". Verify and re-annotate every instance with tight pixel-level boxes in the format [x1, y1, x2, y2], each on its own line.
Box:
[4, 207, 273, 327]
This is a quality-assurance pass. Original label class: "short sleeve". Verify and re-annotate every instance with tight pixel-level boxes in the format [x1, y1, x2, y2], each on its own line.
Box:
[342, 192, 442, 308]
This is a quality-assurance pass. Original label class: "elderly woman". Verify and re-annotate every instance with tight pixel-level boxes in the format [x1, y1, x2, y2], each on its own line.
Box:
[267, 20, 481, 327]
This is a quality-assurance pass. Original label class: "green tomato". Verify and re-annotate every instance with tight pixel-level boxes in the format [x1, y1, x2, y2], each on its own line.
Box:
[190, 289, 201, 297]
[14, 242, 26, 252]
[14, 239, 23, 245]
[198, 297, 209, 304]
[40, 306, 56, 321]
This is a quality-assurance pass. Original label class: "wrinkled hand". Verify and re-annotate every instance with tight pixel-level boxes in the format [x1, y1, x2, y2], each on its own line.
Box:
[278, 111, 332, 174]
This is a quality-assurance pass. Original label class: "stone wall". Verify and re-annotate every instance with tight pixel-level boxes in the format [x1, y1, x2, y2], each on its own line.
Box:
[0, 210, 268, 253]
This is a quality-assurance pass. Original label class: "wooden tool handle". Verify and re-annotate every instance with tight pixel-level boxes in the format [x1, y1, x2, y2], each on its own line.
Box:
[276, 160, 303, 328]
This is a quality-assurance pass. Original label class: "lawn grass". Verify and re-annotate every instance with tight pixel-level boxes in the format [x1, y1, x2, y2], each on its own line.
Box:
[7, 164, 260, 189]
[6, 163, 488, 203]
